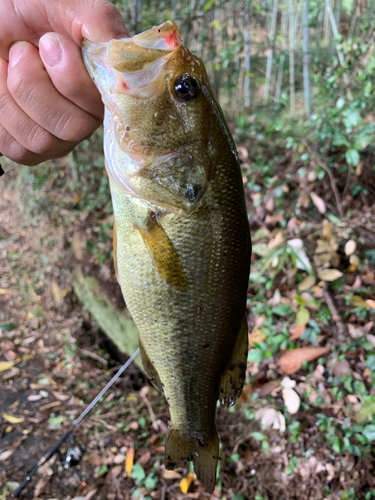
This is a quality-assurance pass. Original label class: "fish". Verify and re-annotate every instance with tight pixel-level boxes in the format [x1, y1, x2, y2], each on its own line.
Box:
[82, 20, 251, 493]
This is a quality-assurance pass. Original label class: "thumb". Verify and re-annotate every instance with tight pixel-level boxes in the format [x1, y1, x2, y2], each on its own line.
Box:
[76, 0, 129, 43]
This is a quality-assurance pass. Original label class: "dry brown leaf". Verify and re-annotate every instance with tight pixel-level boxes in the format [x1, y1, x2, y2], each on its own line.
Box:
[278, 347, 330, 374]
[257, 380, 280, 397]
[344, 240, 356, 256]
[51, 281, 62, 305]
[366, 299, 375, 310]
[310, 192, 326, 214]
[180, 472, 195, 494]
[351, 295, 366, 308]
[298, 276, 316, 292]
[125, 447, 135, 477]
[318, 269, 343, 281]
[163, 469, 182, 480]
[322, 221, 333, 240]
[72, 232, 84, 260]
[289, 324, 306, 341]
[250, 329, 266, 346]
[0, 449, 14, 461]
[348, 323, 364, 339]
[362, 272, 375, 285]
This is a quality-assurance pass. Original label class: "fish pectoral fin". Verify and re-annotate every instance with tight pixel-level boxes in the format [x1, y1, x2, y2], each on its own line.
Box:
[136, 213, 187, 291]
[219, 313, 248, 406]
[139, 336, 163, 392]
[113, 221, 119, 283]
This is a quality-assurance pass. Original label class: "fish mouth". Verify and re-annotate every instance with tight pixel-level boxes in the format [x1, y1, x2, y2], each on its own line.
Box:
[82, 21, 182, 97]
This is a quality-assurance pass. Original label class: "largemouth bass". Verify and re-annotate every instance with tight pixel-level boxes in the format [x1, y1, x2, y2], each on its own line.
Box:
[82, 21, 251, 493]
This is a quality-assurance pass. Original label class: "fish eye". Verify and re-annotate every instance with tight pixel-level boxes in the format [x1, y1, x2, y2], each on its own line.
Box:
[174, 74, 199, 102]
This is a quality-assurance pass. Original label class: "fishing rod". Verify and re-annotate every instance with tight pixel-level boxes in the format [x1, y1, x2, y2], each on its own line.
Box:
[13, 347, 140, 498]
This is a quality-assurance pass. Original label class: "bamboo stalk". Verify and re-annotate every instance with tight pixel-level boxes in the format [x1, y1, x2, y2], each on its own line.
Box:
[244, 10, 251, 107]
[264, 0, 279, 99]
[288, 0, 296, 116]
[275, 8, 287, 103]
[303, 0, 311, 117]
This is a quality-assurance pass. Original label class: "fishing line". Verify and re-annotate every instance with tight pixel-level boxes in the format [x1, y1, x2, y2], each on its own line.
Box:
[13, 347, 140, 498]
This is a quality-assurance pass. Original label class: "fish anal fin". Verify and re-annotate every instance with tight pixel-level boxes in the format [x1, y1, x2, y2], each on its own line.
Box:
[139, 336, 163, 392]
[219, 313, 248, 406]
[192, 431, 219, 494]
[113, 221, 119, 284]
[136, 213, 187, 291]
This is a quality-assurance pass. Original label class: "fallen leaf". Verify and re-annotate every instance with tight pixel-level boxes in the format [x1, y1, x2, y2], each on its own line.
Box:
[322, 221, 333, 240]
[366, 299, 375, 310]
[125, 447, 135, 477]
[287, 239, 312, 272]
[51, 281, 62, 305]
[351, 295, 366, 308]
[298, 276, 316, 292]
[255, 407, 286, 432]
[180, 471, 195, 494]
[281, 377, 296, 389]
[345, 240, 356, 256]
[289, 324, 306, 341]
[2, 413, 24, 424]
[362, 272, 375, 285]
[332, 359, 350, 377]
[366, 334, 375, 348]
[27, 394, 42, 401]
[250, 329, 266, 346]
[257, 380, 280, 397]
[310, 192, 326, 214]
[296, 307, 310, 326]
[0, 360, 19, 372]
[52, 391, 69, 401]
[318, 269, 343, 281]
[162, 469, 182, 479]
[113, 454, 125, 465]
[282, 387, 301, 414]
[278, 347, 330, 374]
[0, 449, 14, 461]
[348, 323, 364, 339]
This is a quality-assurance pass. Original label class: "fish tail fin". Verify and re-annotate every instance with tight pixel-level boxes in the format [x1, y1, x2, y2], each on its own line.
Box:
[165, 426, 191, 470]
[192, 430, 219, 494]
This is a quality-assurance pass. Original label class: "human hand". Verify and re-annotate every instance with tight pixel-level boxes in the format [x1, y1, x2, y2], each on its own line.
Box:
[0, 0, 128, 166]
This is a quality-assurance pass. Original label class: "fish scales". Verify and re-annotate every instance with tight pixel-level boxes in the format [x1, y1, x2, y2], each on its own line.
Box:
[83, 20, 251, 493]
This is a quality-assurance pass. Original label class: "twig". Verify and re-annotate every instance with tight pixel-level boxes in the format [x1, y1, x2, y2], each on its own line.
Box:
[141, 394, 159, 431]
[79, 348, 108, 366]
[322, 284, 346, 342]
[302, 140, 345, 218]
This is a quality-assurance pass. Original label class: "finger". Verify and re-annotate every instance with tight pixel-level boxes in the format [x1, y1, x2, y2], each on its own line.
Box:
[0, 55, 71, 159]
[0, 121, 68, 166]
[39, 33, 104, 119]
[8, 41, 101, 143]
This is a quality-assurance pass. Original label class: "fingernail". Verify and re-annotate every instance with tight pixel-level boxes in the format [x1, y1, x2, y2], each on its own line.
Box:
[9, 42, 26, 70]
[39, 34, 62, 67]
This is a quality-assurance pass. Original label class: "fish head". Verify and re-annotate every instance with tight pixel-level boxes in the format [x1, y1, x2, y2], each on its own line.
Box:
[83, 21, 219, 214]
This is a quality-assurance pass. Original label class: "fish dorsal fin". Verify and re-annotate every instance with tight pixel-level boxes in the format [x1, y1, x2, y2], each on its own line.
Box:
[219, 313, 248, 406]
[136, 213, 187, 291]
[139, 336, 163, 392]
[113, 221, 119, 283]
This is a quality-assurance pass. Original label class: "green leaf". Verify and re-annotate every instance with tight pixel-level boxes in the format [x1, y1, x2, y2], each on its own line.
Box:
[203, 0, 216, 11]
[252, 243, 270, 257]
[47, 415, 65, 427]
[252, 432, 265, 441]
[358, 396, 375, 421]
[296, 307, 310, 326]
[144, 474, 157, 490]
[0, 323, 16, 332]
[336, 97, 345, 109]
[131, 463, 146, 483]
[272, 304, 293, 317]
[97, 464, 108, 477]
[343, 108, 361, 128]
[345, 149, 360, 166]
[363, 424, 375, 442]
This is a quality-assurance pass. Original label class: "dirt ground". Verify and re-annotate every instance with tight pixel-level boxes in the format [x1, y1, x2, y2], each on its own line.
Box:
[1, 149, 375, 500]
